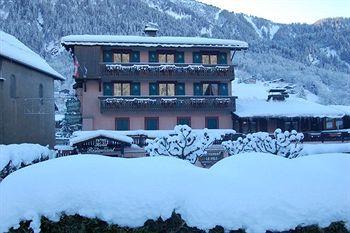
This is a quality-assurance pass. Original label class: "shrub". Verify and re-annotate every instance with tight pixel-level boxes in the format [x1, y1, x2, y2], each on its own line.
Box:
[145, 125, 221, 164]
[222, 129, 304, 158]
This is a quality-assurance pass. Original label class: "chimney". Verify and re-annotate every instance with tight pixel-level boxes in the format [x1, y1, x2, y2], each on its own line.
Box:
[267, 88, 289, 101]
[144, 23, 159, 37]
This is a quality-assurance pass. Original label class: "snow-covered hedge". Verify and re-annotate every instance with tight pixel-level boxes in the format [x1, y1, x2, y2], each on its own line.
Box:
[145, 125, 221, 164]
[0, 144, 55, 181]
[222, 129, 304, 158]
[0, 153, 349, 233]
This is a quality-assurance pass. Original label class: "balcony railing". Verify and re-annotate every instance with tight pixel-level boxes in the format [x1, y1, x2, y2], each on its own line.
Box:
[99, 96, 236, 113]
[99, 62, 234, 77]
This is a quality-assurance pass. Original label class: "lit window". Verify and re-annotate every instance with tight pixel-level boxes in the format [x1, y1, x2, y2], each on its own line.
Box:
[203, 83, 219, 96]
[158, 52, 175, 63]
[202, 54, 218, 64]
[159, 83, 175, 96]
[113, 83, 130, 96]
[113, 52, 130, 63]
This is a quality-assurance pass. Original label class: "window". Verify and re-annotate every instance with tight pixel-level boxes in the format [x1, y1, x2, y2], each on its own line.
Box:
[113, 83, 130, 96]
[10, 75, 16, 98]
[206, 117, 219, 129]
[202, 54, 217, 64]
[326, 118, 334, 129]
[145, 117, 159, 130]
[177, 117, 191, 127]
[116, 118, 130, 131]
[39, 84, 44, 105]
[113, 52, 130, 63]
[203, 83, 219, 96]
[158, 53, 175, 63]
[285, 120, 298, 131]
[336, 119, 343, 129]
[159, 83, 175, 96]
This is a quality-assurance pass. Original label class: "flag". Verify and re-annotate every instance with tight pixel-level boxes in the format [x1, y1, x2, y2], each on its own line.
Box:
[73, 55, 80, 78]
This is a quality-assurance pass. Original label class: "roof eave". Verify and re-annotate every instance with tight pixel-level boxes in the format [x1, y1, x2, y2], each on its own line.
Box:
[0, 54, 65, 81]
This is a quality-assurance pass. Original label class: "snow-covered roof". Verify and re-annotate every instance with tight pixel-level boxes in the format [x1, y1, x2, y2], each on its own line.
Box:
[234, 98, 345, 118]
[113, 129, 236, 138]
[329, 105, 350, 115]
[0, 31, 64, 80]
[61, 35, 248, 50]
[70, 130, 134, 146]
[71, 129, 235, 145]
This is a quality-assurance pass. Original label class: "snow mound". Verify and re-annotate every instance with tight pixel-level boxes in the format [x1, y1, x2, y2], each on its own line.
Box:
[0, 144, 55, 171]
[0, 153, 349, 233]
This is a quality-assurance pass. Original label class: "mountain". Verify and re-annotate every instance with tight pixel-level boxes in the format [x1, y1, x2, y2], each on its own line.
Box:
[0, 0, 349, 105]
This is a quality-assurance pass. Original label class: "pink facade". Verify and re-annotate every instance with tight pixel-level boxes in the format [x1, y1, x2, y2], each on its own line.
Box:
[78, 81, 233, 130]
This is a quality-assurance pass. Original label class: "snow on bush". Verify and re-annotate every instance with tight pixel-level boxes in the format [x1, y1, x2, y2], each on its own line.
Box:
[0, 153, 349, 233]
[145, 125, 221, 164]
[0, 144, 55, 181]
[222, 129, 304, 158]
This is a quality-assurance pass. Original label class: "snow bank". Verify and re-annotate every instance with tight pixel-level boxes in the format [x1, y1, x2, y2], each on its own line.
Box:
[0, 153, 349, 233]
[0, 144, 55, 171]
[0, 30, 64, 80]
[302, 143, 350, 155]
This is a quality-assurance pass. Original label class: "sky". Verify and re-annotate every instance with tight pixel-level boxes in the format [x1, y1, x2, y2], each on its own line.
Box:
[197, 0, 350, 24]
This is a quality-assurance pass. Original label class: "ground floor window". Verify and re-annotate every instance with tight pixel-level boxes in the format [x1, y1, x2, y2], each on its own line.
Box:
[336, 119, 343, 129]
[205, 117, 219, 129]
[177, 117, 191, 127]
[145, 117, 159, 130]
[116, 118, 130, 131]
[284, 120, 298, 131]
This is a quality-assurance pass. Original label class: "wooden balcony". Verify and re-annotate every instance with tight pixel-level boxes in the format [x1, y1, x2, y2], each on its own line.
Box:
[99, 96, 236, 113]
[98, 62, 235, 81]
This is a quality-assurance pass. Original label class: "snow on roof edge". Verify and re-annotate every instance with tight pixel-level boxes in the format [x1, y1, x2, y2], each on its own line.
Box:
[70, 130, 134, 146]
[0, 31, 65, 81]
[61, 35, 248, 50]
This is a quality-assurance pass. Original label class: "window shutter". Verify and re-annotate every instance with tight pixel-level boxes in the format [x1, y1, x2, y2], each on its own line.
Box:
[131, 82, 141, 96]
[218, 52, 227, 64]
[193, 52, 202, 63]
[219, 83, 229, 96]
[175, 52, 185, 63]
[193, 83, 202, 96]
[103, 83, 113, 96]
[149, 83, 158, 95]
[149, 51, 158, 62]
[103, 50, 113, 62]
[131, 51, 140, 62]
[176, 83, 185, 95]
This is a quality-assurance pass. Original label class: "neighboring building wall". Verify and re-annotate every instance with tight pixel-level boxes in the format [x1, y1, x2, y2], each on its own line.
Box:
[0, 58, 55, 147]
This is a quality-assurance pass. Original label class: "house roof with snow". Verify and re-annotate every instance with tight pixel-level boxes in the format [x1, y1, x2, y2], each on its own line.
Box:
[233, 81, 347, 118]
[70, 130, 134, 146]
[61, 35, 248, 50]
[234, 98, 345, 118]
[0, 30, 64, 81]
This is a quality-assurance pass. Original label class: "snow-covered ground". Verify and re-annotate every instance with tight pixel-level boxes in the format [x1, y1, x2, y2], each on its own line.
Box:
[302, 143, 350, 155]
[0, 153, 349, 233]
